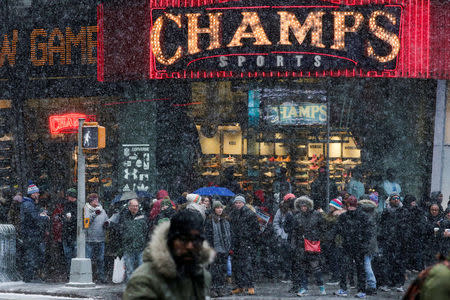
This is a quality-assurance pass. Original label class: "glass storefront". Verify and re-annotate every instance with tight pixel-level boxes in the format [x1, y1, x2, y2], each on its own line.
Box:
[19, 77, 435, 202]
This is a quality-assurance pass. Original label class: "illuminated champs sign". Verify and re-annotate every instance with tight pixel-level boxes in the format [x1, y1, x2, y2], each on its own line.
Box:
[150, 3, 402, 72]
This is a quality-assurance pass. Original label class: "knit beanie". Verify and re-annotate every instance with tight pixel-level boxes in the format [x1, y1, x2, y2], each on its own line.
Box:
[156, 189, 169, 201]
[344, 195, 358, 208]
[212, 200, 224, 209]
[186, 193, 202, 204]
[187, 203, 206, 220]
[168, 210, 204, 242]
[329, 198, 343, 210]
[403, 194, 417, 207]
[66, 188, 77, 198]
[232, 194, 246, 204]
[283, 193, 296, 202]
[369, 192, 379, 205]
[27, 180, 39, 195]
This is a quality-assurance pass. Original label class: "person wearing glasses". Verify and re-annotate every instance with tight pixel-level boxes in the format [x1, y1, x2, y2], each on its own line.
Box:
[118, 198, 149, 282]
[123, 210, 215, 300]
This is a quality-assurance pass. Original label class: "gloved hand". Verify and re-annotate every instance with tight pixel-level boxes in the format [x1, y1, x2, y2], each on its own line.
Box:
[95, 209, 101, 215]
[229, 249, 234, 256]
[103, 221, 109, 229]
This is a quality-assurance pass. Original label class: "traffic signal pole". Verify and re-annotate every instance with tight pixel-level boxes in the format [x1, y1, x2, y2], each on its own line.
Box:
[67, 118, 94, 287]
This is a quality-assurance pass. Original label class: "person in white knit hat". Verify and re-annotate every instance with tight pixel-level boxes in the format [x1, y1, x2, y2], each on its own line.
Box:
[185, 193, 206, 221]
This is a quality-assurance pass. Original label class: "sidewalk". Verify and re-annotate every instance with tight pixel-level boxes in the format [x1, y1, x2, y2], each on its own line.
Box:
[0, 281, 126, 300]
[0, 276, 413, 300]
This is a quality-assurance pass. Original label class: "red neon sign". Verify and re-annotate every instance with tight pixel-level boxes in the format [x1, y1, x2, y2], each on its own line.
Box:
[49, 113, 97, 134]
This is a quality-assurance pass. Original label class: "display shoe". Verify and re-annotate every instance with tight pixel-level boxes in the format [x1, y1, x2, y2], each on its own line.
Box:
[310, 164, 320, 170]
[317, 154, 324, 163]
[88, 177, 99, 183]
[0, 134, 12, 141]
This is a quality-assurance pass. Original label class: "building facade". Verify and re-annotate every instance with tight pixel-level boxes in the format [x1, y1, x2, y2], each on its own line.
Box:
[0, 0, 449, 208]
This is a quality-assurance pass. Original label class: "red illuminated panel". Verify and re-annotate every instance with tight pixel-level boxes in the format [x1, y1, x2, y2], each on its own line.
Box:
[98, 0, 449, 80]
[49, 113, 97, 134]
[97, 3, 104, 82]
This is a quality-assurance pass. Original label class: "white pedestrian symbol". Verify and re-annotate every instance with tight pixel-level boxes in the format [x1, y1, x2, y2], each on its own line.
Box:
[83, 131, 91, 147]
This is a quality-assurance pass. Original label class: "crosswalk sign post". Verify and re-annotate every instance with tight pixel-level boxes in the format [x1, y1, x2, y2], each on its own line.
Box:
[81, 122, 105, 150]
[68, 118, 94, 287]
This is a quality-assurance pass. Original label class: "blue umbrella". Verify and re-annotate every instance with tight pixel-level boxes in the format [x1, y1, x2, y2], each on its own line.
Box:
[194, 187, 235, 197]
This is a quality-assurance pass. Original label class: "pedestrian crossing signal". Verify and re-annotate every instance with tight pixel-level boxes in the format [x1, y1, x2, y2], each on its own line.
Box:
[81, 123, 105, 150]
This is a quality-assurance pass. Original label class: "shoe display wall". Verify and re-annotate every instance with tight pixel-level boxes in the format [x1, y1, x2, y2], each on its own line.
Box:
[0, 107, 14, 192]
[196, 126, 362, 194]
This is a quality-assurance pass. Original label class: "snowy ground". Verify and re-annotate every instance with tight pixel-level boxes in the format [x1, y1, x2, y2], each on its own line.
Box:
[0, 278, 411, 299]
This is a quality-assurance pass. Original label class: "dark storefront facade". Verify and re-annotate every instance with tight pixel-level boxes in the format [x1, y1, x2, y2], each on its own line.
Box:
[0, 0, 448, 207]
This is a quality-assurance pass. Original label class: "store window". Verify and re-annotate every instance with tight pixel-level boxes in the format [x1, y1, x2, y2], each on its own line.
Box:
[189, 78, 435, 203]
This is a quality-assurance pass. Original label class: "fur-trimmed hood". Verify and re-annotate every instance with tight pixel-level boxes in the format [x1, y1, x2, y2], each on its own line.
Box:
[294, 196, 314, 211]
[142, 221, 215, 279]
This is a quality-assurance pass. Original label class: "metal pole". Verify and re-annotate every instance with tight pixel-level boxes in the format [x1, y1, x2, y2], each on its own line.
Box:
[77, 118, 86, 258]
[67, 118, 94, 287]
[326, 94, 330, 209]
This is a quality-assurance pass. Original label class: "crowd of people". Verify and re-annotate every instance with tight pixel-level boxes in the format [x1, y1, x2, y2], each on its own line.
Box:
[2, 169, 450, 299]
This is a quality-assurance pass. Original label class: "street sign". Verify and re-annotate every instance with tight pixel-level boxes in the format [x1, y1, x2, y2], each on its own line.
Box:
[81, 122, 105, 150]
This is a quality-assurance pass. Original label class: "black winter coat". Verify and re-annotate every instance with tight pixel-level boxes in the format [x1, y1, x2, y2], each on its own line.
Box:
[438, 218, 450, 256]
[62, 201, 77, 243]
[337, 208, 374, 255]
[424, 213, 442, 258]
[290, 210, 325, 253]
[229, 206, 259, 253]
[405, 206, 428, 252]
[378, 206, 409, 250]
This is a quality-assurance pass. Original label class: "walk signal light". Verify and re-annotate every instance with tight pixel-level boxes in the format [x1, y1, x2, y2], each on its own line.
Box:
[81, 122, 105, 150]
